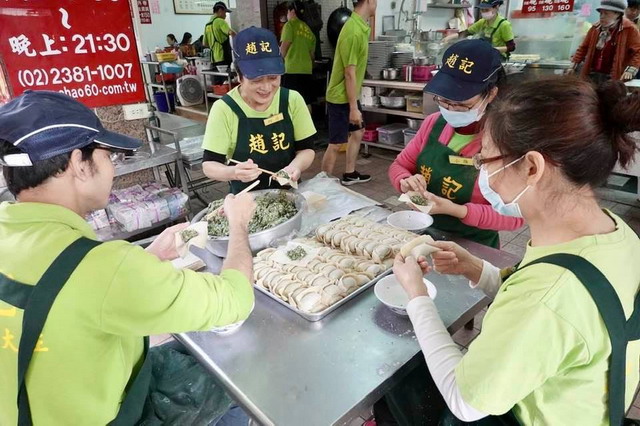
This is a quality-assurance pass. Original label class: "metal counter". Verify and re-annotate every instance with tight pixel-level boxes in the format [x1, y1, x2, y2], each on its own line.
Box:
[176, 233, 519, 426]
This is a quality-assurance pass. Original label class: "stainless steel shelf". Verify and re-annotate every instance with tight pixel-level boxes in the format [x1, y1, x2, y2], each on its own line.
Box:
[363, 141, 404, 152]
[428, 3, 472, 8]
[207, 93, 224, 99]
[141, 60, 161, 65]
[148, 83, 165, 89]
[362, 79, 427, 91]
[361, 106, 425, 119]
[201, 71, 231, 77]
[114, 143, 178, 177]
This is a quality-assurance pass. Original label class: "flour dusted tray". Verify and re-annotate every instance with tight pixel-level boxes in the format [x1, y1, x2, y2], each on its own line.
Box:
[253, 215, 419, 322]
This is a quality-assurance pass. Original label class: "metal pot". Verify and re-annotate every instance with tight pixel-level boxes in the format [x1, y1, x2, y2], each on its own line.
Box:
[382, 68, 399, 80]
[380, 95, 406, 109]
[413, 57, 428, 66]
[406, 118, 424, 130]
[192, 189, 306, 257]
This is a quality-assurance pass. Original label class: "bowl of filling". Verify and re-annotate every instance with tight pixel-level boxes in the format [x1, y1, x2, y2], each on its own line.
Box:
[375, 274, 437, 316]
[387, 210, 433, 232]
[192, 190, 306, 257]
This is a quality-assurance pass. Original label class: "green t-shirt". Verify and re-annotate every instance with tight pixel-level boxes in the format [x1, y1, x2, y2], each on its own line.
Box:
[447, 132, 475, 153]
[204, 16, 231, 63]
[202, 86, 317, 157]
[467, 15, 514, 57]
[0, 202, 254, 425]
[456, 211, 640, 425]
[281, 17, 316, 75]
[326, 13, 371, 104]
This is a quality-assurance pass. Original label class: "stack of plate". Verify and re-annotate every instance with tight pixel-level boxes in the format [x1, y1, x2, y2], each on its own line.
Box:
[392, 51, 414, 69]
[367, 42, 396, 79]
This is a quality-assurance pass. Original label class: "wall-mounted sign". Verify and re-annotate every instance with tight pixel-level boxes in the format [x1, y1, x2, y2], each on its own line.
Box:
[521, 0, 575, 14]
[138, 0, 153, 24]
[0, 0, 146, 108]
[173, 0, 236, 15]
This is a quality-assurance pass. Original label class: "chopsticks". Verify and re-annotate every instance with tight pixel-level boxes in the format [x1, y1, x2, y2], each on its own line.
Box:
[228, 159, 276, 177]
[206, 180, 260, 219]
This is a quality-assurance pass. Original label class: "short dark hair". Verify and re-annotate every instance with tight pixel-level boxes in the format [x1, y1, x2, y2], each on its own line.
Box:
[485, 77, 640, 188]
[0, 140, 97, 196]
[629, 0, 640, 7]
[180, 32, 192, 45]
[167, 34, 177, 42]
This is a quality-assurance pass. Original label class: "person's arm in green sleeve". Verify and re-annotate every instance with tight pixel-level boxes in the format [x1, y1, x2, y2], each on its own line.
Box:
[281, 22, 293, 58]
[338, 35, 363, 125]
[495, 21, 515, 54]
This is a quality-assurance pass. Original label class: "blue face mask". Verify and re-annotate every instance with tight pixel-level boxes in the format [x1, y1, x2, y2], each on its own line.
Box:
[478, 156, 530, 218]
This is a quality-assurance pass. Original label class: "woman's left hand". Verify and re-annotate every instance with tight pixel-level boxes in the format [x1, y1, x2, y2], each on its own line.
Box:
[621, 71, 634, 81]
[282, 165, 301, 182]
[393, 254, 432, 300]
[419, 191, 467, 219]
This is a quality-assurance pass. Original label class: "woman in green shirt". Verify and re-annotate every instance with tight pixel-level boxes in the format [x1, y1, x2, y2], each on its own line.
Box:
[280, 1, 317, 106]
[201, 27, 316, 194]
[387, 78, 640, 425]
[445, 0, 515, 59]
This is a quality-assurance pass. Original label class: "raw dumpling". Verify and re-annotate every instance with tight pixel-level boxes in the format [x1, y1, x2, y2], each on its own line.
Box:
[400, 235, 440, 259]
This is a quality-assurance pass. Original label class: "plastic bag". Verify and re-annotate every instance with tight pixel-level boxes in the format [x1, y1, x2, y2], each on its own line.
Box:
[137, 344, 234, 426]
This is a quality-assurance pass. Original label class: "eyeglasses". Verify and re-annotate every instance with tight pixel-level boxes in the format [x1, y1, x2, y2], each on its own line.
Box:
[433, 95, 486, 112]
[96, 146, 125, 165]
[472, 153, 506, 170]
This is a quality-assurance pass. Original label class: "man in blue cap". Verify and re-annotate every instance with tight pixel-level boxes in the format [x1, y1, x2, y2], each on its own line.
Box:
[201, 27, 316, 194]
[0, 91, 255, 425]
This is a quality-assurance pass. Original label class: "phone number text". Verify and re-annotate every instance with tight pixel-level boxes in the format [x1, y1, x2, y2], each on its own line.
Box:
[17, 64, 134, 88]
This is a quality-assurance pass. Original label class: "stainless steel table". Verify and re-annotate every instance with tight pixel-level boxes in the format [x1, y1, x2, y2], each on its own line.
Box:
[176, 232, 519, 426]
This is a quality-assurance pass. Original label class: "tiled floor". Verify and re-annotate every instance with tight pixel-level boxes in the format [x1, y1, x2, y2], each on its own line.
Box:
[154, 146, 640, 420]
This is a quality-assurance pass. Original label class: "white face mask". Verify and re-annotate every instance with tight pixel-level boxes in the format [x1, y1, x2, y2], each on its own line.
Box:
[438, 97, 487, 128]
[478, 156, 530, 218]
[481, 10, 496, 20]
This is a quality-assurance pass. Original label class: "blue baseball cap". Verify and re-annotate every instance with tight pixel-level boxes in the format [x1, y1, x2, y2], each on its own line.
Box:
[233, 27, 285, 79]
[0, 91, 141, 167]
[425, 40, 502, 102]
[477, 0, 503, 8]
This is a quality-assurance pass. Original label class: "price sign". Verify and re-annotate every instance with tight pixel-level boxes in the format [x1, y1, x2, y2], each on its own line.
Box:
[522, 0, 575, 14]
[138, 0, 153, 24]
[0, 0, 146, 108]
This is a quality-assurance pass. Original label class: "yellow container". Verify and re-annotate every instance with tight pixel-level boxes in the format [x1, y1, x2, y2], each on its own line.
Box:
[156, 52, 177, 62]
[339, 143, 347, 152]
[406, 95, 423, 113]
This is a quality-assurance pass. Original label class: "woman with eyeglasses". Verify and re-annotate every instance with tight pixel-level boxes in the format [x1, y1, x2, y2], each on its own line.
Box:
[382, 77, 640, 425]
[388, 40, 523, 248]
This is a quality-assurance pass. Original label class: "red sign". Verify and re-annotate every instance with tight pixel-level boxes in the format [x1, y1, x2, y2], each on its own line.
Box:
[0, 0, 146, 108]
[522, 0, 575, 14]
[137, 0, 152, 24]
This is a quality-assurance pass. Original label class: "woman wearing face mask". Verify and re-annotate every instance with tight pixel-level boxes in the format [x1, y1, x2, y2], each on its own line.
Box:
[388, 40, 524, 248]
[443, 0, 515, 60]
[201, 27, 316, 194]
[568, 0, 640, 84]
[387, 77, 640, 425]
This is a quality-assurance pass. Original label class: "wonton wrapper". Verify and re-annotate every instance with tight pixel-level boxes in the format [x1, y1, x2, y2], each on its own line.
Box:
[400, 235, 440, 259]
[398, 191, 435, 214]
[271, 242, 319, 267]
[175, 221, 208, 258]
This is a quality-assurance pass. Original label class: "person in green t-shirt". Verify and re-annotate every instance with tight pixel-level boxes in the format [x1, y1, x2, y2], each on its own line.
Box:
[0, 91, 256, 425]
[280, 1, 317, 107]
[387, 78, 640, 425]
[204, 1, 236, 67]
[322, 0, 377, 186]
[201, 27, 316, 195]
[444, 0, 515, 59]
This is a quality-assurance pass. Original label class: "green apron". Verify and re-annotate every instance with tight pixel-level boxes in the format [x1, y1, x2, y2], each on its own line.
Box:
[0, 238, 152, 426]
[207, 17, 232, 66]
[416, 116, 499, 248]
[222, 87, 296, 194]
[385, 253, 640, 425]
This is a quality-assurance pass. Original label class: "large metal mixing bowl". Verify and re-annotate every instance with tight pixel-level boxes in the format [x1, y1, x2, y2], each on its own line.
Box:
[192, 189, 306, 257]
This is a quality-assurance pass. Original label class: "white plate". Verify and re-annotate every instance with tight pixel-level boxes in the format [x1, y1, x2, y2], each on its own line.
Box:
[210, 302, 254, 335]
[387, 210, 434, 231]
[375, 274, 437, 316]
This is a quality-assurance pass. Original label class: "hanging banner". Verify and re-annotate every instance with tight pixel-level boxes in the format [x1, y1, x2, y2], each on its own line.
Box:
[0, 0, 146, 108]
[521, 0, 575, 14]
[138, 0, 153, 24]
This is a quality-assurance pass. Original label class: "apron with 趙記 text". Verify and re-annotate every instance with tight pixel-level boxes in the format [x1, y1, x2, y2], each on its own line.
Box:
[223, 88, 296, 194]
[416, 116, 499, 248]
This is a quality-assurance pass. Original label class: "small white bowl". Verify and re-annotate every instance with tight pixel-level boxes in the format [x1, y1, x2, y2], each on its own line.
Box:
[375, 274, 437, 316]
[216, 65, 229, 72]
[387, 211, 434, 232]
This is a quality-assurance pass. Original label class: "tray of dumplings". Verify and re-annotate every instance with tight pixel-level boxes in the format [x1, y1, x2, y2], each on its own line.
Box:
[253, 215, 420, 321]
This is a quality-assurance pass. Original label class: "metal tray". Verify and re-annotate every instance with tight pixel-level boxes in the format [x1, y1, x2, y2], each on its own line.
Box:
[254, 269, 392, 322]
